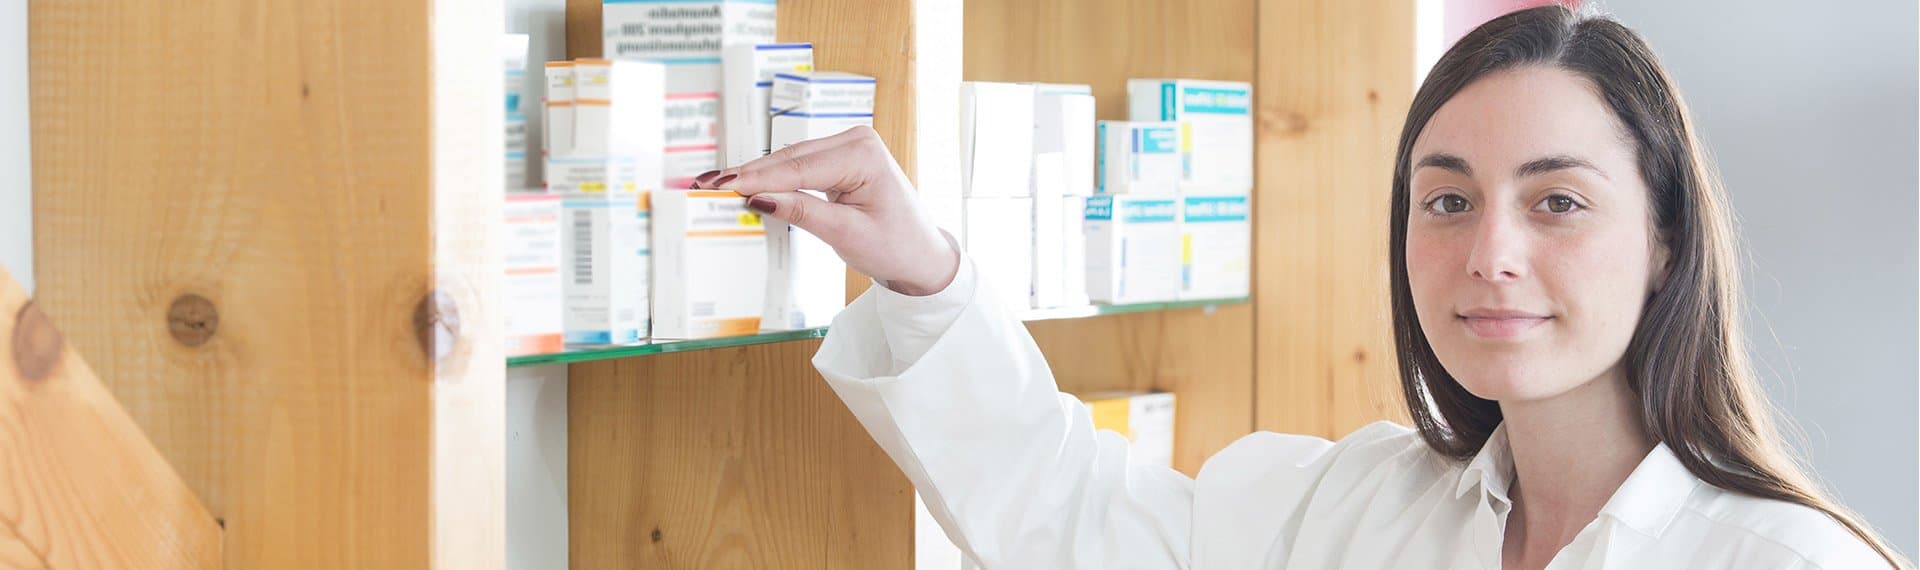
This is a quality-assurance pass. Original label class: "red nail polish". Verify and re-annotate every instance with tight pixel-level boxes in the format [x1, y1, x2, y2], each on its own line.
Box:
[711, 173, 738, 187]
[747, 196, 776, 215]
[693, 170, 722, 184]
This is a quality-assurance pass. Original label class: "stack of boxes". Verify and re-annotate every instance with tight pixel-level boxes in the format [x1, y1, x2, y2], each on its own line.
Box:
[1127, 79, 1253, 301]
[603, 0, 777, 187]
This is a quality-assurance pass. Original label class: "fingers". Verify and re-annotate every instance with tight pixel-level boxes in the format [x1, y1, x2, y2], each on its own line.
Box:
[745, 189, 856, 244]
[704, 126, 885, 199]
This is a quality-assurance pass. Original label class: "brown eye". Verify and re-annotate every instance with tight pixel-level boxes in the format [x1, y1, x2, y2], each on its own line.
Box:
[1428, 193, 1466, 213]
[1543, 195, 1577, 213]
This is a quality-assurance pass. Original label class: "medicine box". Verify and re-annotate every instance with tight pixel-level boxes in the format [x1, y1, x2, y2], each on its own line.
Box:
[1085, 195, 1180, 304]
[601, 0, 777, 90]
[504, 193, 565, 355]
[963, 196, 1034, 311]
[722, 43, 814, 167]
[503, 34, 530, 190]
[561, 191, 650, 345]
[762, 190, 845, 330]
[1033, 83, 1095, 196]
[1079, 390, 1177, 468]
[545, 59, 665, 197]
[960, 82, 1035, 198]
[1127, 78, 1254, 192]
[770, 71, 877, 147]
[1179, 195, 1251, 300]
[653, 190, 768, 338]
[1030, 153, 1067, 308]
[1096, 121, 1181, 194]
[1061, 195, 1090, 307]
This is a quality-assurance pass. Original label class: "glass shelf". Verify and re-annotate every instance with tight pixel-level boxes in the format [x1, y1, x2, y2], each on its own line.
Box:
[506, 296, 1249, 368]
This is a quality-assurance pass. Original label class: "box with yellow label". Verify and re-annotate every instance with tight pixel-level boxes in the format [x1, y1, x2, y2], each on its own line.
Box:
[653, 190, 767, 339]
[1079, 390, 1176, 468]
[1180, 194, 1251, 300]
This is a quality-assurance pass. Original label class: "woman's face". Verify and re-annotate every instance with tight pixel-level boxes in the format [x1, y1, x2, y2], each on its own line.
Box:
[1405, 66, 1668, 403]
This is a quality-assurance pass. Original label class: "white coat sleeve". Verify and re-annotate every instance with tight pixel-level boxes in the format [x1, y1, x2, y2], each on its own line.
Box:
[813, 256, 1195, 569]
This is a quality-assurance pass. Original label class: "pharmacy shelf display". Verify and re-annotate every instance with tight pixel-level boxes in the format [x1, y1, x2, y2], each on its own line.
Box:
[505, 296, 1250, 368]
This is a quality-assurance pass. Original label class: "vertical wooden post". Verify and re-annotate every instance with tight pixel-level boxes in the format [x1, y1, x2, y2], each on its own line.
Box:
[1254, 0, 1416, 438]
[28, 0, 504, 566]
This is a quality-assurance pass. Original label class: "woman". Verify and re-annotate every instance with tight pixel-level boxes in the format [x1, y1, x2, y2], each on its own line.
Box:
[693, 6, 1906, 568]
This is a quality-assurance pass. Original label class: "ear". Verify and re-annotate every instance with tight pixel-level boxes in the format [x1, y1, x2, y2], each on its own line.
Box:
[1648, 230, 1672, 295]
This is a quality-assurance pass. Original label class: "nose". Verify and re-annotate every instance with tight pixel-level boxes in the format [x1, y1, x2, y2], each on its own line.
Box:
[1466, 208, 1527, 283]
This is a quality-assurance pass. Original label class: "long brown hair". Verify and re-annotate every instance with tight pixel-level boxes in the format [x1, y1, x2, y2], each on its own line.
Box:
[1388, 5, 1907, 566]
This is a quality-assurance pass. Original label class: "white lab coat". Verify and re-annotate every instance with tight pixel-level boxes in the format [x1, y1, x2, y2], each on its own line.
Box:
[813, 258, 1887, 569]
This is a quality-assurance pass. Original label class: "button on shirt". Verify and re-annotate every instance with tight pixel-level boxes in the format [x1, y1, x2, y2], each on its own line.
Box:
[812, 257, 1885, 568]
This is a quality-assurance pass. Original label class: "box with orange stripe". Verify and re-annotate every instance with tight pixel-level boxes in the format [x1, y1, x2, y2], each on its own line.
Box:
[652, 190, 767, 339]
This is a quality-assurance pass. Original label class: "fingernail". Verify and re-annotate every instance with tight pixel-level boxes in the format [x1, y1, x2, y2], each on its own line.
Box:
[711, 174, 738, 188]
[693, 170, 722, 184]
[747, 196, 776, 215]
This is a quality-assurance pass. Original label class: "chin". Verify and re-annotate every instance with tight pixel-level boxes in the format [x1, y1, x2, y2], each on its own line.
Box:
[1438, 352, 1575, 402]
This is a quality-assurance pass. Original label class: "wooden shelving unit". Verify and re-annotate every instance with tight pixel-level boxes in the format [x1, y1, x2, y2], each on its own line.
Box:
[28, 0, 1415, 567]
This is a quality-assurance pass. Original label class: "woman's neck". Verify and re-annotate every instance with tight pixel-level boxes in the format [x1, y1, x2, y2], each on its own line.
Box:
[1497, 365, 1657, 566]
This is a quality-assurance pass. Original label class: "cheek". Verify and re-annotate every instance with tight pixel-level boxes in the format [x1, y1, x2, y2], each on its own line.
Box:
[1404, 225, 1466, 310]
[1537, 224, 1654, 334]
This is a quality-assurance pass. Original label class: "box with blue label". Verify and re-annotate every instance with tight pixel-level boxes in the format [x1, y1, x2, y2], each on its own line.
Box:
[1128, 79, 1253, 192]
[601, 0, 776, 90]
[561, 192, 649, 345]
[1180, 195, 1251, 300]
[1097, 121, 1182, 195]
[770, 71, 876, 147]
[1085, 195, 1181, 304]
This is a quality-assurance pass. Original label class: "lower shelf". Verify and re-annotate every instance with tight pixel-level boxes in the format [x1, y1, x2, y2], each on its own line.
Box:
[505, 296, 1249, 368]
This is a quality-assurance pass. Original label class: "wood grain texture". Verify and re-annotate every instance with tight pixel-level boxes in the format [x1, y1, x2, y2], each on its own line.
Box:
[967, 0, 1258, 476]
[565, 0, 922, 568]
[1254, 0, 1416, 439]
[29, 0, 504, 566]
[568, 341, 911, 569]
[0, 267, 223, 568]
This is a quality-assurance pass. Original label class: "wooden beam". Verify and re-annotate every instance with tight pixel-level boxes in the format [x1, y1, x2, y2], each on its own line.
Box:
[1253, 0, 1415, 438]
[28, 0, 504, 566]
[0, 266, 223, 568]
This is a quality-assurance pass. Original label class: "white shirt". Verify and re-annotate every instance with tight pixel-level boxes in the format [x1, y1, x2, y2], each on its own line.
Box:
[812, 257, 1887, 569]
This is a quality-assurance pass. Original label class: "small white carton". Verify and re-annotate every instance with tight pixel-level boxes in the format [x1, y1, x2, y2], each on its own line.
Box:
[1127, 79, 1254, 192]
[1096, 120, 1182, 195]
[601, 0, 777, 91]
[504, 34, 530, 190]
[770, 71, 877, 146]
[762, 190, 845, 330]
[652, 190, 768, 338]
[1033, 83, 1096, 196]
[722, 43, 814, 166]
[1030, 152, 1067, 308]
[960, 82, 1036, 198]
[1079, 390, 1177, 468]
[542, 61, 575, 166]
[1061, 195, 1090, 307]
[1179, 194, 1252, 300]
[504, 192, 565, 355]
[561, 191, 650, 345]
[963, 196, 1035, 311]
[1085, 194, 1181, 304]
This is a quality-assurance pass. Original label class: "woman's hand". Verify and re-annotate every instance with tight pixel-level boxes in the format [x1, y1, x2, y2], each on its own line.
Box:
[692, 126, 961, 296]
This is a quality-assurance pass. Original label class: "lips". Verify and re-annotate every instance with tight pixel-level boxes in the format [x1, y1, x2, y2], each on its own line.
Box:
[1456, 309, 1551, 339]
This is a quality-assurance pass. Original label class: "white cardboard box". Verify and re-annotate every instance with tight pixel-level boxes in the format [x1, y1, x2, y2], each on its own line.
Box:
[504, 34, 530, 190]
[770, 71, 876, 147]
[960, 82, 1036, 198]
[1033, 84, 1096, 196]
[963, 196, 1034, 311]
[1096, 120, 1182, 195]
[542, 62, 575, 164]
[1085, 195, 1180, 303]
[1078, 390, 1177, 468]
[561, 192, 649, 345]
[1127, 78, 1254, 192]
[571, 59, 665, 195]
[601, 0, 776, 87]
[1180, 194, 1251, 300]
[653, 190, 768, 338]
[1031, 153, 1067, 308]
[722, 43, 814, 167]
[762, 190, 845, 330]
[1061, 195, 1090, 307]
[504, 192, 565, 356]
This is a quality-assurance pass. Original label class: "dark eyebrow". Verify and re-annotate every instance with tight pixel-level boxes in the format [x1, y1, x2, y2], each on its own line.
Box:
[1516, 155, 1608, 180]
[1415, 153, 1472, 176]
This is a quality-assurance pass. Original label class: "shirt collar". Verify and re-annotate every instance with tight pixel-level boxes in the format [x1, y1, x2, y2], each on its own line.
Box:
[1596, 441, 1701, 537]
[1453, 422, 1702, 538]
[1454, 422, 1516, 504]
